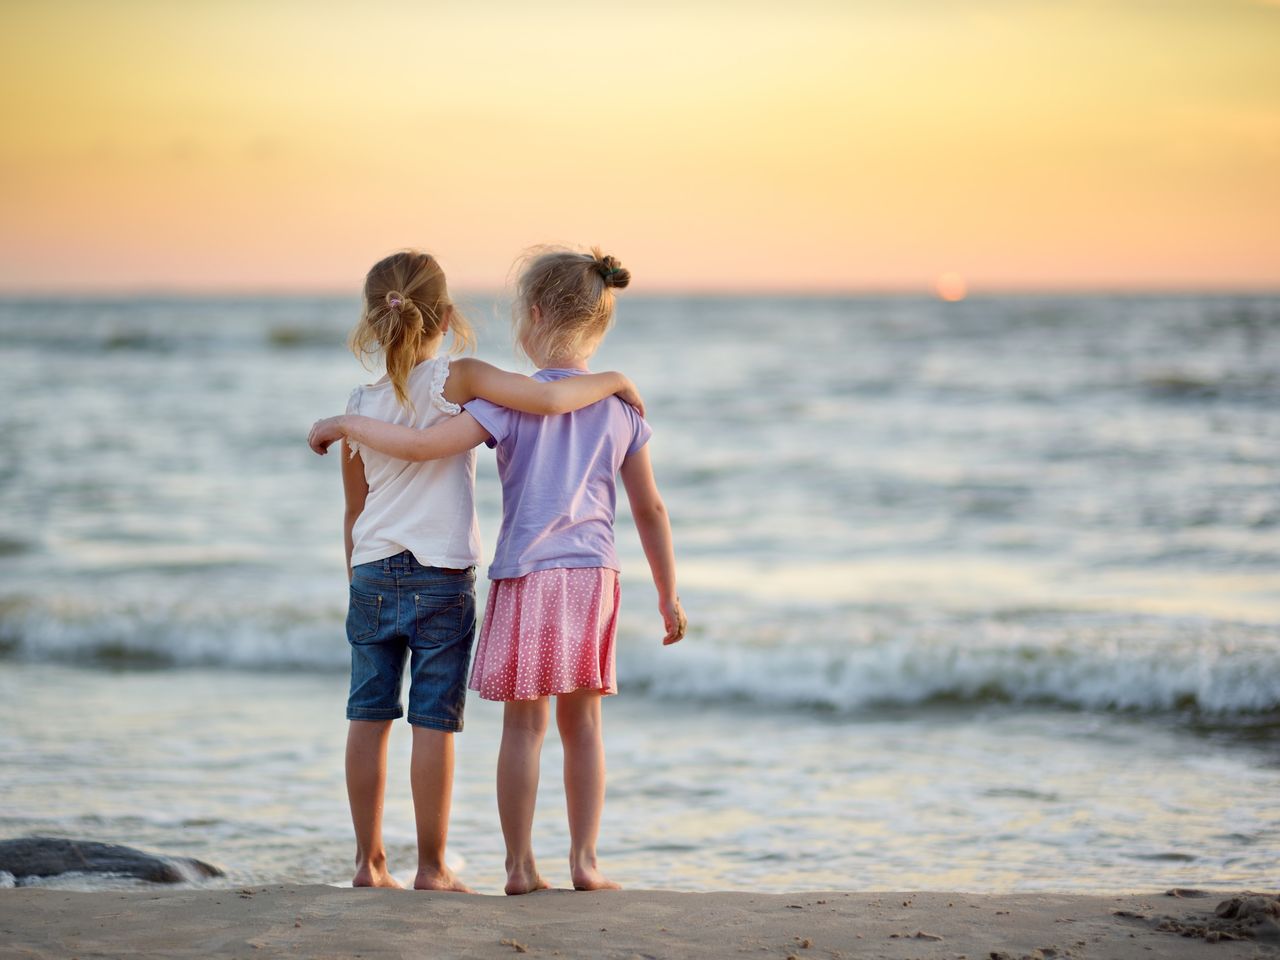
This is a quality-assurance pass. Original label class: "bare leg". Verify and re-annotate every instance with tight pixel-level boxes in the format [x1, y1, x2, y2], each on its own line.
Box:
[556, 690, 620, 890]
[410, 727, 473, 892]
[497, 698, 552, 895]
[346, 719, 403, 888]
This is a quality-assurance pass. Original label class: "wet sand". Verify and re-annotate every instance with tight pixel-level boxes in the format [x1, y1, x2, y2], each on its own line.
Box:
[3, 886, 1277, 959]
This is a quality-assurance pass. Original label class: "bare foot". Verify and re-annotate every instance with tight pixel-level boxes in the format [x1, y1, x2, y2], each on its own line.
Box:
[414, 867, 475, 894]
[571, 864, 621, 891]
[352, 860, 403, 888]
[505, 866, 551, 896]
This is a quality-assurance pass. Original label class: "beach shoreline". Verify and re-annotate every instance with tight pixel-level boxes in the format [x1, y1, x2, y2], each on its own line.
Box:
[3, 298, 1279, 896]
[3, 885, 1275, 959]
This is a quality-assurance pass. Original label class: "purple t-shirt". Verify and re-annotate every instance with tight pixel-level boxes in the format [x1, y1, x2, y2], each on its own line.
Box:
[464, 368, 652, 581]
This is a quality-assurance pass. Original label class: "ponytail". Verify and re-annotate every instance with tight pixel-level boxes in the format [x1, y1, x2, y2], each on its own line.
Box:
[349, 250, 475, 409]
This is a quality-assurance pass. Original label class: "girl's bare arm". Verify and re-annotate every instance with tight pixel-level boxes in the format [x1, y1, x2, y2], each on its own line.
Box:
[311, 411, 490, 463]
[446, 358, 645, 417]
[619, 444, 686, 645]
[340, 441, 369, 581]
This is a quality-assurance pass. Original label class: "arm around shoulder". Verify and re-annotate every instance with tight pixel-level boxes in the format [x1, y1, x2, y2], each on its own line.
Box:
[311, 411, 490, 462]
[450, 359, 643, 417]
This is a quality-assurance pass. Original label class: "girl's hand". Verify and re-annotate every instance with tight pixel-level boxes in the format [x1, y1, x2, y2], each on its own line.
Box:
[308, 416, 347, 455]
[660, 596, 686, 645]
[614, 378, 646, 419]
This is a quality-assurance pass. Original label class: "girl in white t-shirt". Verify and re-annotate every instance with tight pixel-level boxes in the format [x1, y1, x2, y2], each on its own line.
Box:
[332, 249, 641, 892]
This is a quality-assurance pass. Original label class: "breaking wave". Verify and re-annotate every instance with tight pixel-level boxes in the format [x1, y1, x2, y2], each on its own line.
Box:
[3, 595, 1276, 720]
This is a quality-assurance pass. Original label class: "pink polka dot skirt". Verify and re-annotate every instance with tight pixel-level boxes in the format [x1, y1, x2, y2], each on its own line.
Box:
[469, 567, 619, 702]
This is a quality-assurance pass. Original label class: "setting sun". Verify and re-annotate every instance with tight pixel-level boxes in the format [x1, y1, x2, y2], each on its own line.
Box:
[934, 272, 968, 302]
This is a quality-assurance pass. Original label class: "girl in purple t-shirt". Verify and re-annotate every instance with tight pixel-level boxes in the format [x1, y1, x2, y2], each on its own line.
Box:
[311, 247, 686, 895]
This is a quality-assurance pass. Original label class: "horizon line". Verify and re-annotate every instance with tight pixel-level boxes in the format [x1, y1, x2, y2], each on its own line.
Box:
[0, 283, 1278, 301]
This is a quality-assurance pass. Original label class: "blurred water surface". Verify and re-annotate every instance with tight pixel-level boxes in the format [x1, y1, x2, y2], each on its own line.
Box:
[1, 293, 1277, 892]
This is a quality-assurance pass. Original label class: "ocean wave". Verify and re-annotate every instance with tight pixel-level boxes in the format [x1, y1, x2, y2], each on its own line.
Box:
[0, 595, 350, 671]
[2, 596, 1277, 720]
[1138, 370, 1279, 403]
[616, 616, 1280, 717]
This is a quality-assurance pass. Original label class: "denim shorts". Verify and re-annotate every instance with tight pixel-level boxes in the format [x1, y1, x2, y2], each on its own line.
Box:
[346, 551, 477, 732]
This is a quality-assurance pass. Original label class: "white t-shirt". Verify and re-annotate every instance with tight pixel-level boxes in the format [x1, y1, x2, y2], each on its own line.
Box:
[346, 356, 482, 569]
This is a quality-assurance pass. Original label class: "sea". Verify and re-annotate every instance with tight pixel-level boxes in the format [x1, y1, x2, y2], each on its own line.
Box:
[0, 293, 1277, 894]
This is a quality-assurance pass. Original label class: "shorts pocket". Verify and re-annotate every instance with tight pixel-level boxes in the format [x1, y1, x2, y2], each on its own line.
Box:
[413, 591, 474, 649]
[347, 588, 383, 644]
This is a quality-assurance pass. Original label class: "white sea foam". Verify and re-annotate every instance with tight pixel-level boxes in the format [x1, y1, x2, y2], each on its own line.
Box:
[0, 595, 351, 670]
[4, 595, 1276, 717]
[617, 623, 1280, 716]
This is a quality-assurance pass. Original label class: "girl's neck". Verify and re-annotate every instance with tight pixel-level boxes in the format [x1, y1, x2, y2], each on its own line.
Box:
[542, 353, 592, 372]
[416, 336, 444, 363]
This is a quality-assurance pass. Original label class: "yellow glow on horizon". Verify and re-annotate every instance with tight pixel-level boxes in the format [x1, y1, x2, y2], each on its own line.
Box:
[935, 273, 967, 302]
[1, 0, 1278, 293]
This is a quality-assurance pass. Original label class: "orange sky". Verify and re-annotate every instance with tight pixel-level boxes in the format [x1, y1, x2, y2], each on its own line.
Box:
[1, 0, 1278, 293]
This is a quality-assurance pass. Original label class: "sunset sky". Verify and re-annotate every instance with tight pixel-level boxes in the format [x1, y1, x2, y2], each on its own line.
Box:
[1, 0, 1277, 293]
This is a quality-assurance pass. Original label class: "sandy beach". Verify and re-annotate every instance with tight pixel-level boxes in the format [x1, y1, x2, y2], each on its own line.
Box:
[4, 886, 1277, 959]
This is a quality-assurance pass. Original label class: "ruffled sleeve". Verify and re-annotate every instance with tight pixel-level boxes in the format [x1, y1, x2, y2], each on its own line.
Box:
[344, 386, 363, 459]
[430, 356, 462, 416]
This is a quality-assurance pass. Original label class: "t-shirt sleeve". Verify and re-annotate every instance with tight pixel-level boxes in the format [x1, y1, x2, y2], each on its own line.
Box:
[624, 403, 652, 458]
[463, 397, 511, 449]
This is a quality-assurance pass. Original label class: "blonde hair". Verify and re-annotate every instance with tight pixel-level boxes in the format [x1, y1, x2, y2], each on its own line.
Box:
[349, 250, 476, 409]
[513, 246, 630, 367]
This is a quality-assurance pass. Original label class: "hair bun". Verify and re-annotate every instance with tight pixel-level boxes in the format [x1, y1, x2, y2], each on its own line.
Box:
[596, 255, 631, 289]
